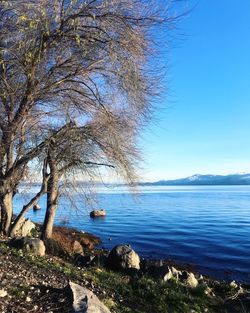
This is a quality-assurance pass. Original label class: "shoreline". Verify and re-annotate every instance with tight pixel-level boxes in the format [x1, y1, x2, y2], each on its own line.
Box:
[14, 213, 250, 284]
[1, 222, 250, 312]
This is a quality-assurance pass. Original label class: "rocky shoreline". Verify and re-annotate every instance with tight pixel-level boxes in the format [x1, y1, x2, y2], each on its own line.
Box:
[0, 221, 250, 313]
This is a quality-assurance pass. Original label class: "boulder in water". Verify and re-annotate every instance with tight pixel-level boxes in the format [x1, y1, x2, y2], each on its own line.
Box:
[33, 204, 41, 211]
[90, 210, 106, 218]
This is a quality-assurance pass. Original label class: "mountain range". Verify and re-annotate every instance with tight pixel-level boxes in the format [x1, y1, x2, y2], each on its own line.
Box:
[141, 173, 250, 186]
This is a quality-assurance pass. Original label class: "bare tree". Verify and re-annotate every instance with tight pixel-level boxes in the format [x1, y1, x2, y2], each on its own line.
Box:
[0, 0, 178, 235]
[41, 112, 141, 239]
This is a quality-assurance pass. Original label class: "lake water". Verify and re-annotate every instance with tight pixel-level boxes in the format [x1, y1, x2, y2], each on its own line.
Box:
[14, 185, 250, 283]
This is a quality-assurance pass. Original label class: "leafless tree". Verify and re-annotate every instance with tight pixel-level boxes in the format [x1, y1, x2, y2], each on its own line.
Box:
[0, 0, 179, 235]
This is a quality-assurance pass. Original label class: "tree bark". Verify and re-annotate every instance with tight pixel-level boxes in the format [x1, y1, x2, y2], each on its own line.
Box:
[41, 153, 59, 241]
[41, 175, 59, 240]
[0, 191, 13, 235]
[10, 158, 49, 237]
[10, 178, 49, 237]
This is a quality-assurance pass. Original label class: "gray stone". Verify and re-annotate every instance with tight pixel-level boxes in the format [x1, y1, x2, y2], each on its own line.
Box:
[230, 280, 238, 289]
[10, 237, 46, 256]
[107, 244, 140, 270]
[163, 267, 173, 281]
[23, 238, 46, 256]
[33, 204, 41, 211]
[90, 210, 106, 218]
[69, 281, 111, 313]
[11, 217, 36, 237]
[171, 267, 182, 279]
[204, 286, 215, 297]
[180, 271, 198, 288]
[73, 240, 84, 254]
[186, 273, 198, 288]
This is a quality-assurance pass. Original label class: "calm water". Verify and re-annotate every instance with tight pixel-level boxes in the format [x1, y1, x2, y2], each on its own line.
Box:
[14, 185, 250, 282]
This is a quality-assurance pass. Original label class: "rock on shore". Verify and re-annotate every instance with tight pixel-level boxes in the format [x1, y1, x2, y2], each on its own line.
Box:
[107, 244, 140, 270]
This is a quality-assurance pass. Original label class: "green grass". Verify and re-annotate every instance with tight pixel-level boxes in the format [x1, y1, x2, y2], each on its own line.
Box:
[0, 241, 239, 313]
[7, 284, 30, 299]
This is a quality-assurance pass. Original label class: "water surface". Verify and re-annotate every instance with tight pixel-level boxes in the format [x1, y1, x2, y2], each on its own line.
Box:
[14, 185, 250, 282]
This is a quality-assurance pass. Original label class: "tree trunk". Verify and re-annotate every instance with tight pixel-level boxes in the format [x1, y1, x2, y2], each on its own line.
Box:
[10, 158, 49, 237]
[10, 178, 48, 237]
[41, 176, 59, 240]
[41, 155, 59, 241]
[0, 191, 13, 235]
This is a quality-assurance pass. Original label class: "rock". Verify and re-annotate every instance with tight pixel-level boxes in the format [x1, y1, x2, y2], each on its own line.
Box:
[179, 271, 198, 288]
[10, 237, 46, 256]
[230, 280, 238, 289]
[204, 286, 215, 297]
[24, 238, 46, 256]
[198, 274, 204, 281]
[11, 217, 36, 237]
[0, 289, 7, 298]
[73, 241, 84, 254]
[69, 281, 111, 313]
[90, 210, 106, 218]
[163, 267, 173, 281]
[107, 244, 140, 270]
[187, 273, 198, 288]
[171, 266, 182, 279]
[75, 255, 96, 267]
[21, 219, 36, 236]
[33, 204, 41, 211]
[52, 226, 101, 253]
[148, 265, 173, 281]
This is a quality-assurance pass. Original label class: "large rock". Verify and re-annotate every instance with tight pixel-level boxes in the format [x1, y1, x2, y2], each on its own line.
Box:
[69, 281, 111, 313]
[11, 217, 36, 237]
[179, 271, 198, 288]
[10, 237, 46, 256]
[186, 273, 198, 288]
[107, 244, 140, 270]
[90, 210, 106, 218]
[33, 204, 41, 211]
[73, 240, 84, 254]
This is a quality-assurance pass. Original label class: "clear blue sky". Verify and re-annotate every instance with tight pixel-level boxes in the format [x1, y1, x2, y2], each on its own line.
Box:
[140, 0, 250, 181]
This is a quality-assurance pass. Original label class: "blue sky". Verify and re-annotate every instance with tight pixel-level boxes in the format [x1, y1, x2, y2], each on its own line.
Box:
[140, 0, 250, 181]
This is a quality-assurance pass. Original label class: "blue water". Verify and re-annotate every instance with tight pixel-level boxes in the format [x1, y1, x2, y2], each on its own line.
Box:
[14, 185, 250, 282]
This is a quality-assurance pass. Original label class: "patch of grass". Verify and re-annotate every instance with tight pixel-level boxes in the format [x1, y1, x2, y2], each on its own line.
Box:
[3, 242, 230, 313]
[7, 284, 30, 299]
[66, 267, 224, 313]
[0, 241, 9, 253]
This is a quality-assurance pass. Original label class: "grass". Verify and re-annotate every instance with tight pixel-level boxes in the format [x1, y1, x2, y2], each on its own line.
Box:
[17, 254, 224, 313]
[1, 240, 247, 313]
[7, 284, 30, 299]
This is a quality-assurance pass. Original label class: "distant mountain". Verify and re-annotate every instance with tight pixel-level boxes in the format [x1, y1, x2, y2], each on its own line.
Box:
[141, 174, 250, 186]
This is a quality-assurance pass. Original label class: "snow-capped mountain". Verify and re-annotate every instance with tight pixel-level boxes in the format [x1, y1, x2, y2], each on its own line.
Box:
[141, 173, 250, 186]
